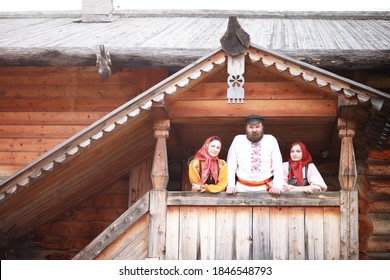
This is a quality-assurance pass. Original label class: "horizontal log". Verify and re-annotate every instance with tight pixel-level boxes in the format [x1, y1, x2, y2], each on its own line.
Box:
[0, 84, 136, 98]
[365, 161, 390, 176]
[0, 151, 44, 165]
[368, 213, 390, 235]
[0, 164, 24, 177]
[369, 178, 390, 195]
[366, 252, 390, 260]
[0, 125, 86, 138]
[168, 99, 337, 118]
[0, 138, 65, 152]
[0, 68, 137, 85]
[0, 112, 107, 125]
[178, 82, 334, 100]
[0, 47, 388, 70]
[367, 235, 390, 252]
[368, 148, 390, 160]
[167, 191, 340, 206]
[0, 98, 128, 111]
[368, 194, 390, 213]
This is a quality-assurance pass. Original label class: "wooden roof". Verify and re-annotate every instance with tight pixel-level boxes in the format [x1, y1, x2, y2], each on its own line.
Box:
[0, 10, 389, 70]
[0, 36, 389, 239]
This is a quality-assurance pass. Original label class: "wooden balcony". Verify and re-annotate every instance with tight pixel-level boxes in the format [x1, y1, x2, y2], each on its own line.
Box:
[74, 190, 359, 260]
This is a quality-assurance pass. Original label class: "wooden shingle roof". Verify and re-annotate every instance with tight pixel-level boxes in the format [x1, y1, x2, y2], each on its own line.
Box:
[0, 10, 389, 69]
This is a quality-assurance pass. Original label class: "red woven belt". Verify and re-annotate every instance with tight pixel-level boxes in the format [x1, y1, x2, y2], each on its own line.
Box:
[237, 177, 272, 191]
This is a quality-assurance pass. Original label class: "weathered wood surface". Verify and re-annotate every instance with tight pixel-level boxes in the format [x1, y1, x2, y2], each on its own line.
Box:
[0, 10, 389, 69]
[0, 66, 167, 179]
[128, 159, 153, 206]
[165, 204, 341, 260]
[72, 192, 149, 260]
[148, 190, 167, 259]
[167, 191, 340, 206]
[96, 215, 149, 260]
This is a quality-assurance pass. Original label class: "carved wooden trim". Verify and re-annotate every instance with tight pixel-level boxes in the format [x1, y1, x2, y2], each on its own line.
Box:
[338, 117, 357, 191]
[151, 119, 170, 190]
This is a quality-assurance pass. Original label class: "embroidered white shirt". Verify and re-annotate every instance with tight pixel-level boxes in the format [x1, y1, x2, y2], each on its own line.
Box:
[227, 134, 283, 191]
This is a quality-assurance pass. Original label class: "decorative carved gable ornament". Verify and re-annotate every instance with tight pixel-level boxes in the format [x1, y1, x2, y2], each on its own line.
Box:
[227, 54, 245, 103]
[220, 16, 250, 104]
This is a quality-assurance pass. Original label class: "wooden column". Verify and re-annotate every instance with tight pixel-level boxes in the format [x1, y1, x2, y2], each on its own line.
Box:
[148, 119, 170, 259]
[338, 117, 359, 260]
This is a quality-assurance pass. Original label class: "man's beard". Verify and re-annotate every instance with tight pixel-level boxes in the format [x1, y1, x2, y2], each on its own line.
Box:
[246, 131, 263, 143]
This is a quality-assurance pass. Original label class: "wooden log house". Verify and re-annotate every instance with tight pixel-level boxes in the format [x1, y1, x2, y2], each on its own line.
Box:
[0, 3, 389, 260]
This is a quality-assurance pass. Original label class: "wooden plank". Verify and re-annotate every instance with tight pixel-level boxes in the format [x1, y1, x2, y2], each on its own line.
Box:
[165, 206, 180, 260]
[323, 207, 341, 260]
[175, 82, 334, 100]
[0, 151, 44, 165]
[215, 207, 235, 260]
[96, 215, 149, 260]
[288, 207, 305, 260]
[339, 190, 359, 260]
[198, 206, 216, 260]
[128, 159, 153, 206]
[0, 84, 136, 98]
[0, 138, 66, 152]
[235, 207, 253, 260]
[305, 207, 324, 260]
[112, 227, 149, 260]
[0, 98, 128, 111]
[72, 192, 149, 260]
[168, 99, 337, 118]
[167, 191, 341, 207]
[0, 112, 107, 125]
[269, 207, 289, 259]
[148, 190, 167, 259]
[178, 206, 199, 260]
[252, 207, 270, 259]
[0, 125, 87, 139]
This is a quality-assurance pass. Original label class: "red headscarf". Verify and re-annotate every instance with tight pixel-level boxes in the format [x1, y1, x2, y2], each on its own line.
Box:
[194, 136, 221, 185]
[288, 141, 313, 185]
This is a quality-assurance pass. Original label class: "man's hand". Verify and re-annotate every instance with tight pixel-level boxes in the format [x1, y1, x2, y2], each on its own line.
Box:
[268, 187, 281, 195]
[226, 185, 237, 195]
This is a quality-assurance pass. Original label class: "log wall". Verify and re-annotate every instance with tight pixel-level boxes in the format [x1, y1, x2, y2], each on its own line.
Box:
[359, 146, 390, 260]
[2, 177, 129, 260]
[0, 66, 168, 181]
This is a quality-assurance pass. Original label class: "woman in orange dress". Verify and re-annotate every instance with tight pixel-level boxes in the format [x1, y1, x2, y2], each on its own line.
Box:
[188, 136, 228, 193]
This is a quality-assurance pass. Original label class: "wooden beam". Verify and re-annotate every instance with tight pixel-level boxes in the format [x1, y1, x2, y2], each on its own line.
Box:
[338, 117, 357, 190]
[151, 119, 170, 190]
[167, 191, 340, 206]
[168, 99, 337, 118]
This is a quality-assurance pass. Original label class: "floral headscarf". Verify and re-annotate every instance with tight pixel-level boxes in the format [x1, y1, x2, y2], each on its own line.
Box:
[288, 141, 313, 185]
[194, 136, 221, 184]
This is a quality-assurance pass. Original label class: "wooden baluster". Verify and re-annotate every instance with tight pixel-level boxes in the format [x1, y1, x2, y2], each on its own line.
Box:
[338, 117, 359, 260]
[148, 119, 170, 259]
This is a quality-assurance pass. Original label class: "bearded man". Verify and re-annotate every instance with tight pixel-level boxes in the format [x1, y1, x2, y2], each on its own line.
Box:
[226, 115, 283, 195]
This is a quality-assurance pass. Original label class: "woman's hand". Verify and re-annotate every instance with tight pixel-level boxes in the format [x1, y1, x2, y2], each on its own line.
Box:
[192, 183, 205, 192]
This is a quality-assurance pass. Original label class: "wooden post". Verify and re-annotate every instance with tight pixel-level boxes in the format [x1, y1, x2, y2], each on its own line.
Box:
[148, 119, 170, 259]
[338, 117, 359, 260]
